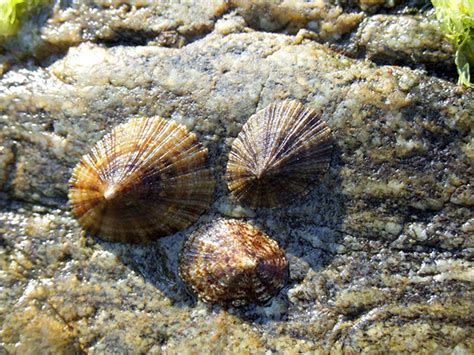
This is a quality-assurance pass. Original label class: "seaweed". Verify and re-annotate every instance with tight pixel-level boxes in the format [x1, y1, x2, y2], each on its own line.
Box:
[432, 0, 474, 87]
[0, 0, 45, 38]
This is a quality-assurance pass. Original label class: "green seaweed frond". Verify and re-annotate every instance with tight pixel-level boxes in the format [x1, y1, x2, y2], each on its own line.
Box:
[0, 0, 44, 38]
[432, 0, 474, 87]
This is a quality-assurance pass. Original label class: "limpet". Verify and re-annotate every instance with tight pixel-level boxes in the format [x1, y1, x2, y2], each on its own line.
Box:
[226, 100, 333, 208]
[179, 219, 288, 306]
[68, 116, 215, 243]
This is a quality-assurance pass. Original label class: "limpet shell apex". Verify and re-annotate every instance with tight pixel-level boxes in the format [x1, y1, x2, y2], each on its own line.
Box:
[226, 100, 334, 208]
[68, 116, 215, 243]
[179, 219, 288, 306]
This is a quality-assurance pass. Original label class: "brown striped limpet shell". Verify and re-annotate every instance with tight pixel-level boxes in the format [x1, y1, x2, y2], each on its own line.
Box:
[226, 100, 333, 208]
[68, 116, 215, 243]
[179, 219, 288, 306]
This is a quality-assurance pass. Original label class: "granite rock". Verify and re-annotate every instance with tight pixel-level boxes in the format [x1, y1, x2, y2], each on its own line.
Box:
[0, 1, 473, 353]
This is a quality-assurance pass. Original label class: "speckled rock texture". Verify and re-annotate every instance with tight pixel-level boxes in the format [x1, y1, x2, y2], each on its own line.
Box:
[1, 0, 473, 353]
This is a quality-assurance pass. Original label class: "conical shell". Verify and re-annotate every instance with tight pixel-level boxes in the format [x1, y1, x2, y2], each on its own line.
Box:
[226, 100, 333, 208]
[179, 219, 288, 306]
[68, 116, 215, 243]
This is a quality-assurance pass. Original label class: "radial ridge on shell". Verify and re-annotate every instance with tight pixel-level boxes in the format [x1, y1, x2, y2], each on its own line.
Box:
[68, 116, 215, 243]
[226, 100, 334, 208]
[179, 219, 288, 306]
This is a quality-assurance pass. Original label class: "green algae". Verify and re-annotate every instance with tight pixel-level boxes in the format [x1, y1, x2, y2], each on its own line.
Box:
[432, 0, 474, 87]
[0, 0, 45, 38]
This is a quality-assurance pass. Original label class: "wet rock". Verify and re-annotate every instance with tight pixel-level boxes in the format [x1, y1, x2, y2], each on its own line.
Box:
[230, 0, 365, 39]
[1, 0, 228, 60]
[354, 13, 455, 76]
[0, 3, 473, 354]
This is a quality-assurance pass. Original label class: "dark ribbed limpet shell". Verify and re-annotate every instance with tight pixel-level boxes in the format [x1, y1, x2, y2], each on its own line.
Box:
[226, 100, 333, 208]
[179, 219, 288, 306]
[68, 116, 215, 243]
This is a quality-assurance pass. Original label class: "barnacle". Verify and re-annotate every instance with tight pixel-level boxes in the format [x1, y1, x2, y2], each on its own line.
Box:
[68, 116, 215, 243]
[226, 100, 333, 208]
[179, 219, 288, 306]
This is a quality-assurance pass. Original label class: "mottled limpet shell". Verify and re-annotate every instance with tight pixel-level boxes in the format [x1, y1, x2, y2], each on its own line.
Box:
[226, 100, 333, 208]
[179, 219, 288, 306]
[68, 116, 215, 243]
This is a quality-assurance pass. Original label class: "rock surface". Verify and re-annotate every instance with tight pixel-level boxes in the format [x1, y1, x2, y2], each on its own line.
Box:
[1, 0, 473, 353]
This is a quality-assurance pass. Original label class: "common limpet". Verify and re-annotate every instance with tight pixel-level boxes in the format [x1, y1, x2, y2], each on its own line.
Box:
[68, 116, 215, 243]
[179, 219, 288, 306]
[226, 100, 333, 208]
